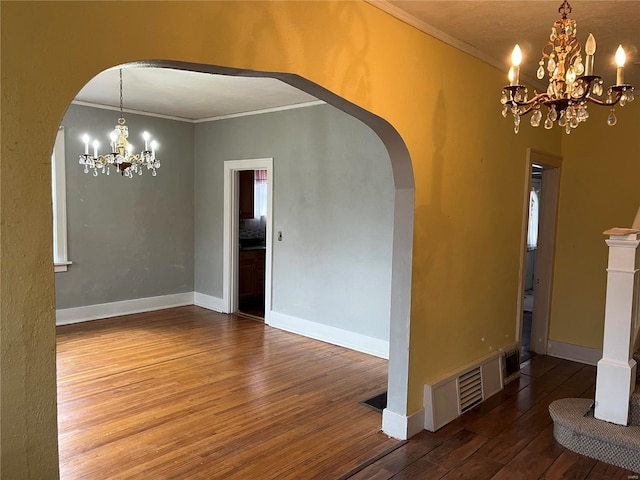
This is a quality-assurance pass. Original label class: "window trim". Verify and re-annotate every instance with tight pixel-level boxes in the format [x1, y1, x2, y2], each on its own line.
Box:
[52, 126, 71, 272]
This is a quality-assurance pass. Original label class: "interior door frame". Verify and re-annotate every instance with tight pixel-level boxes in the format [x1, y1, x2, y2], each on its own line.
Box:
[223, 158, 273, 323]
[516, 148, 562, 355]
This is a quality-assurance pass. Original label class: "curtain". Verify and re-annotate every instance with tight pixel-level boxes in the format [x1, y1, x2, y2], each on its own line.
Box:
[527, 190, 539, 249]
[254, 169, 267, 219]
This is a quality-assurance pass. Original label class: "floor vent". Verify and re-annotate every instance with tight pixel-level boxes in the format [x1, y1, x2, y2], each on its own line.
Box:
[458, 367, 483, 413]
[361, 391, 387, 412]
[501, 344, 521, 385]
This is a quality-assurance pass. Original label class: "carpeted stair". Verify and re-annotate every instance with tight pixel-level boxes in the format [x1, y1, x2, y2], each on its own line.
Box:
[549, 353, 640, 473]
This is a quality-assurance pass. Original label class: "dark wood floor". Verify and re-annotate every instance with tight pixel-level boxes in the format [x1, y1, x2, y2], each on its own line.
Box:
[344, 355, 637, 480]
[57, 306, 637, 479]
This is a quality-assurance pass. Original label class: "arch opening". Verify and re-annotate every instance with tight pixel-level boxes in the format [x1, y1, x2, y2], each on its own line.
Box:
[59, 59, 416, 437]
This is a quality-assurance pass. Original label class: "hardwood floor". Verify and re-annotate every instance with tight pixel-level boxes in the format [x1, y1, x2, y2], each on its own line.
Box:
[58, 307, 637, 479]
[56, 306, 396, 479]
[343, 355, 637, 480]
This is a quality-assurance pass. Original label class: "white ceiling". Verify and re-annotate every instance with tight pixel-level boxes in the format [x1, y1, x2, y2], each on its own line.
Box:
[75, 1, 640, 120]
[74, 68, 321, 122]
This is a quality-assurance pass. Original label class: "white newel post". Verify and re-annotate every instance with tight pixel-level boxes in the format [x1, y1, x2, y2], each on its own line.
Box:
[594, 228, 639, 426]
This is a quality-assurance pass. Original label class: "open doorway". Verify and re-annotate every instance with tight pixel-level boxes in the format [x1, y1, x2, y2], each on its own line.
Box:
[237, 169, 268, 319]
[223, 158, 274, 324]
[521, 165, 542, 362]
[55, 61, 415, 442]
[519, 149, 561, 362]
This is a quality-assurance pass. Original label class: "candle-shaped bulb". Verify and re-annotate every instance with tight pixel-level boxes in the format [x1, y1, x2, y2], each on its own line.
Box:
[151, 140, 158, 156]
[82, 134, 90, 154]
[109, 132, 117, 151]
[615, 45, 626, 67]
[585, 34, 596, 55]
[92, 139, 99, 158]
[509, 44, 522, 86]
[143, 131, 150, 151]
[616, 45, 626, 84]
[511, 44, 522, 66]
[584, 33, 596, 76]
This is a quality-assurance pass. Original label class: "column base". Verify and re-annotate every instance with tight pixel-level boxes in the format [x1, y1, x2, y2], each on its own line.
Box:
[595, 358, 636, 426]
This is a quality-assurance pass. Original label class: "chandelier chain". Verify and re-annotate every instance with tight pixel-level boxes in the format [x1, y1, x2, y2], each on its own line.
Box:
[119, 69, 124, 114]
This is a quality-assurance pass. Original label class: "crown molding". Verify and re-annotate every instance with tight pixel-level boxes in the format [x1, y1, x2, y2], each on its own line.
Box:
[194, 100, 326, 123]
[71, 100, 194, 123]
[71, 99, 327, 124]
[365, 0, 542, 89]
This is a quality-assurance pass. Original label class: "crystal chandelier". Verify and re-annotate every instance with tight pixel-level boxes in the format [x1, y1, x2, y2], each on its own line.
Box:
[500, 0, 635, 134]
[79, 69, 160, 177]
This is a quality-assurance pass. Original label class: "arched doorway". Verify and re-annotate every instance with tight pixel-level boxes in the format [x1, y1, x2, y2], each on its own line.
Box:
[63, 59, 416, 438]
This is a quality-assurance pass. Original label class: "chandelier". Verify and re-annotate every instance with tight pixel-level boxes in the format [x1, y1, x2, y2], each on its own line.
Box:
[500, 0, 635, 134]
[79, 69, 160, 177]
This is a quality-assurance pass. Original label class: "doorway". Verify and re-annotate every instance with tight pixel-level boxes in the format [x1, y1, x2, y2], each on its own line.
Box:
[223, 158, 274, 323]
[521, 165, 542, 362]
[237, 169, 268, 319]
[519, 149, 561, 362]
[58, 60, 416, 441]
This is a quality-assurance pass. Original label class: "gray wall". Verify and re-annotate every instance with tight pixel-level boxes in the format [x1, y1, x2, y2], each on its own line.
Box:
[55, 104, 195, 309]
[194, 104, 394, 341]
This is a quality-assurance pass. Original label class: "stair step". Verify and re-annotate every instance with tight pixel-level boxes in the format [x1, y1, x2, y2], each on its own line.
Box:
[549, 398, 640, 473]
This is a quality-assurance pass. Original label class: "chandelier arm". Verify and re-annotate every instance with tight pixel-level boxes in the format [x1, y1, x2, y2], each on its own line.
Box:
[510, 92, 550, 109]
[585, 94, 622, 107]
[516, 104, 538, 116]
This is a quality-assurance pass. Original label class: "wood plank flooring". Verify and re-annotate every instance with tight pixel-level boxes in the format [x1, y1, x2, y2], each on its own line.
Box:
[57, 306, 396, 479]
[343, 355, 637, 480]
[58, 306, 638, 479]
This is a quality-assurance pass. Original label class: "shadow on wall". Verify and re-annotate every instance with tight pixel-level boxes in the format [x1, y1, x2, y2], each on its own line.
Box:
[414, 90, 451, 316]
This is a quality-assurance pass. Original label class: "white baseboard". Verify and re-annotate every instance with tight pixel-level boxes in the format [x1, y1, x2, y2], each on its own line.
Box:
[193, 292, 226, 313]
[56, 292, 194, 326]
[269, 311, 389, 359]
[382, 407, 425, 440]
[547, 340, 602, 366]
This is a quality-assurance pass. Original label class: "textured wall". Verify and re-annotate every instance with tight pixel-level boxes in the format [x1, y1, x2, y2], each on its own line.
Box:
[1, 2, 564, 476]
[54, 104, 195, 309]
[195, 104, 394, 340]
[550, 105, 640, 349]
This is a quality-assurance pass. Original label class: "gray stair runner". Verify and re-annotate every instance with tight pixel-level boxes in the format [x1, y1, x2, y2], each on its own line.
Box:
[548, 352, 640, 473]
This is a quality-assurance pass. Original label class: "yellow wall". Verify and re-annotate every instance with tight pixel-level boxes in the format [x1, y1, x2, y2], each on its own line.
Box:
[1, 1, 561, 476]
[550, 103, 640, 349]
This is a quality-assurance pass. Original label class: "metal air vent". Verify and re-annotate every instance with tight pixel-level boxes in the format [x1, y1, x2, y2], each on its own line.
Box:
[458, 367, 483, 413]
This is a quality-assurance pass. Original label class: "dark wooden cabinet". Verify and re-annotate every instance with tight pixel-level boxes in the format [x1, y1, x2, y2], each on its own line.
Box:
[239, 170, 254, 219]
[238, 252, 256, 300]
[255, 250, 265, 296]
[238, 249, 265, 300]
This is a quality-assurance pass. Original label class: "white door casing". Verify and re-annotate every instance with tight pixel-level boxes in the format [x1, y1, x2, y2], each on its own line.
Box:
[223, 158, 274, 323]
[517, 149, 561, 355]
